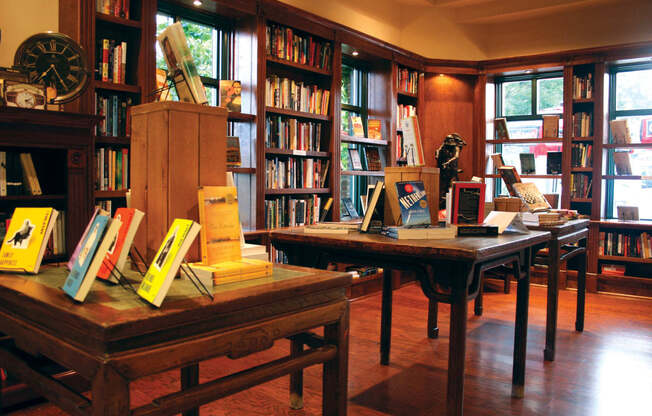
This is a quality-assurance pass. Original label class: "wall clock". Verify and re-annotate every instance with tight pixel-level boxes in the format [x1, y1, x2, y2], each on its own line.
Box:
[13, 32, 89, 105]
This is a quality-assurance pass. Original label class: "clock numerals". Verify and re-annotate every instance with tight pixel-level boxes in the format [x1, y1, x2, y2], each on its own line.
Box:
[67, 54, 80, 63]
[66, 74, 79, 84]
[36, 43, 47, 53]
[49, 39, 58, 52]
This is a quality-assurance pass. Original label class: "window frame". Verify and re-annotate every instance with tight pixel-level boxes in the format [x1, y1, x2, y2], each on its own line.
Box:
[492, 72, 564, 196]
[605, 62, 652, 219]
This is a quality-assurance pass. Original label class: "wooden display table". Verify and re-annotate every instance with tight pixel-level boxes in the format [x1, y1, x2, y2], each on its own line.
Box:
[0, 265, 351, 416]
[271, 229, 550, 416]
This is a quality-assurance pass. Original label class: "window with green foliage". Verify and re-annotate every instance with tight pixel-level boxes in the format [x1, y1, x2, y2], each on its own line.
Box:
[340, 62, 368, 218]
[492, 73, 564, 198]
[606, 64, 652, 220]
[156, 3, 232, 106]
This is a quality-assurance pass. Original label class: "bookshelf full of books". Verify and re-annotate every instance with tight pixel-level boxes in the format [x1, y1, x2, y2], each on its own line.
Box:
[395, 64, 421, 162]
[259, 16, 336, 231]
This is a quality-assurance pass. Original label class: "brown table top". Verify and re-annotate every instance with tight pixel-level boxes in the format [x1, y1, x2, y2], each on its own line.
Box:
[0, 264, 350, 352]
[271, 228, 550, 263]
[525, 219, 590, 235]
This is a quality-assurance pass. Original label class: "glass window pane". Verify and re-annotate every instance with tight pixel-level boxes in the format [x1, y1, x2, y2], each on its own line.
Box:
[156, 13, 174, 72]
[205, 86, 217, 106]
[612, 179, 652, 219]
[341, 65, 353, 105]
[613, 115, 652, 144]
[502, 80, 532, 116]
[506, 119, 542, 139]
[537, 77, 563, 114]
[180, 19, 217, 78]
[500, 142, 563, 175]
[616, 69, 652, 111]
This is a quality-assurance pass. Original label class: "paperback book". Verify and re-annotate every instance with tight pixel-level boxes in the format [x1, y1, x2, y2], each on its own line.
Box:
[96, 208, 144, 282]
[198, 186, 242, 265]
[383, 223, 457, 239]
[219, 80, 242, 112]
[367, 119, 382, 139]
[137, 219, 202, 307]
[63, 215, 121, 302]
[0, 207, 59, 274]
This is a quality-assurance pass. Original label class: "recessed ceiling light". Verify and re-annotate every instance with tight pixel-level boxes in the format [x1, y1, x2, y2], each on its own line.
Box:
[193, 0, 202, 6]
[525, 69, 533, 74]
[438, 73, 444, 77]
[352, 51, 359, 56]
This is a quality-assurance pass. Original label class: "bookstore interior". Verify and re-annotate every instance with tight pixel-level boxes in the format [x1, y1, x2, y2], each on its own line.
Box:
[0, 0, 650, 415]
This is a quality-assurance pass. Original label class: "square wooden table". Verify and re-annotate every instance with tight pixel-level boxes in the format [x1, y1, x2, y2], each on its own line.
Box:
[271, 229, 550, 416]
[0, 265, 351, 416]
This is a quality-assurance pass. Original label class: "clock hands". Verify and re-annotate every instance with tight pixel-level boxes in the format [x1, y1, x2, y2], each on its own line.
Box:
[48, 64, 68, 91]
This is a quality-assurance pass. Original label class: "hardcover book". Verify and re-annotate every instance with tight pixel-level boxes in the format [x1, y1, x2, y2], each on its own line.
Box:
[137, 219, 202, 307]
[399, 116, 425, 166]
[610, 119, 631, 144]
[367, 119, 382, 139]
[360, 181, 385, 233]
[348, 148, 363, 170]
[617, 206, 639, 221]
[451, 182, 485, 224]
[219, 80, 242, 112]
[546, 152, 562, 175]
[512, 182, 551, 212]
[351, 116, 365, 138]
[383, 223, 457, 239]
[519, 153, 536, 174]
[542, 115, 560, 138]
[395, 181, 431, 227]
[197, 186, 242, 265]
[63, 215, 121, 302]
[226, 136, 241, 167]
[613, 152, 632, 175]
[363, 147, 382, 171]
[0, 207, 59, 274]
[490, 153, 505, 170]
[96, 208, 144, 282]
[498, 166, 521, 197]
[494, 118, 510, 140]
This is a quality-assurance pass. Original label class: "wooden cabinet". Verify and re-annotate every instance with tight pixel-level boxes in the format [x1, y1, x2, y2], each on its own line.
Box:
[0, 107, 96, 261]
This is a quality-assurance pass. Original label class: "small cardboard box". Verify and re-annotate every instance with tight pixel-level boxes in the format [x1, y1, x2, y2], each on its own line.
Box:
[384, 166, 440, 226]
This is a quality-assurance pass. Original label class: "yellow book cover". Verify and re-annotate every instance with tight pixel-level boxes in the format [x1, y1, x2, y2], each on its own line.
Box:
[137, 219, 201, 307]
[198, 186, 241, 265]
[0, 207, 58, 274]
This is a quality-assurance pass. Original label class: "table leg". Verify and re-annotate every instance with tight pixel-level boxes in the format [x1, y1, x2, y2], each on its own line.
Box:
[290, 337, 304, 409]
[512, 256, 530, 399]
[544, 241, 560, 362]
[92, 365, 129, 416]
[380, 268, 393, 365]
[323, 303, 349, 416]
[180, 364, 199, 416]
[474, 276, 483, 316]
[427, 299, 439, 338]
[575, 247, 587, 332]
[446, 284, 468, 416]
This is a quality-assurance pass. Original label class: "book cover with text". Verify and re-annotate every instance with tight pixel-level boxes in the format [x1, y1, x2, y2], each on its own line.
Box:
[0, 207, 58, 274]
[395, 181, 431, 227]
[97, 208, 144, 282]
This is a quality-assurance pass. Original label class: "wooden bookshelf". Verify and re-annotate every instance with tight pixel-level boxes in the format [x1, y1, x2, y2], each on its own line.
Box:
[341, 134, 389, 146]
[341, 170, 385, 177]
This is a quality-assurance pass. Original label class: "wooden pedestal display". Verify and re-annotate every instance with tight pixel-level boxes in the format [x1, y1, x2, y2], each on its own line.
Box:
[384, 166, 440, 226]
[131, 102, 227, 262]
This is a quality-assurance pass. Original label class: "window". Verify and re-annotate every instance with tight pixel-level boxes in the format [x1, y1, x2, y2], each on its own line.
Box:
[340, 62, 369, 217]
[492, 73, 564, 197]
[606, 64, 652, 219]
[156, 3, 233, 105]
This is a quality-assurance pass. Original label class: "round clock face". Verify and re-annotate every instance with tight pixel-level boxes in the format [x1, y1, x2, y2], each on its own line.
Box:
[16, 91, 37, 108]
[14, 32, 89, 104]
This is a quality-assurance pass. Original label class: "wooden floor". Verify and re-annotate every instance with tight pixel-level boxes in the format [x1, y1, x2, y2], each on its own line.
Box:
[6, 282, 652, 416]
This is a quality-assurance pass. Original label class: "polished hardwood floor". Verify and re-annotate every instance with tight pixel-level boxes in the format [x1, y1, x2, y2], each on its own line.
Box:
[6, 282, 652, 415]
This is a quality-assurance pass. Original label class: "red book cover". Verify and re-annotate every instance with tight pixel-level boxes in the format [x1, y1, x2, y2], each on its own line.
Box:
[97, 208, 144, 281]
[452, 182, 486, 225]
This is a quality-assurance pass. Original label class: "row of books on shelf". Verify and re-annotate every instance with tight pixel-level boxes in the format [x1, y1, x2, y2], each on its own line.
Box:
[598, 231, 652, 259]
[571, 143, 593, 168]
[264, 195, 322, 229]
[0, 186, 273, 307]
[0, 209, 66, 258]
[265, 157, 328, 189]
[343, 146, 385, 171]
[265, 76, 330, 115]
[96, 38, 128, 84]
[0, 152, 42, 196]
[570, 173, 592, 198]
[265, 23, 332, 70]
[397, 104, 417, 128]
[265, 116, 324, 151]
[95, 147, 129, 191]
[96, 0, 130, 18]
[349, 116, 383, 140]
[397, 67, 419, 94]
[572, 73, 593, 100]
[95, 92, 133, 137]
[573, 111, 593, 137]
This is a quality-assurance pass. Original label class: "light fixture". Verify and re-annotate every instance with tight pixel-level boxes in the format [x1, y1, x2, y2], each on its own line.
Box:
[193, 0, 202, 6]
[525, 69, 533, 74]
[352, 50, 359, 56]
[438, 73, 444, 77]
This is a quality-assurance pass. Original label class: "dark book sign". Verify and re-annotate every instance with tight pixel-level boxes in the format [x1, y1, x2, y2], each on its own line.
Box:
[451, 182, 485, 224]
[547, 152, 562, 174]
[498, 166, 521, 197]
[395, 181, 431, 227]
[519, 153, 535, 174]
[363, 146, 382, 171]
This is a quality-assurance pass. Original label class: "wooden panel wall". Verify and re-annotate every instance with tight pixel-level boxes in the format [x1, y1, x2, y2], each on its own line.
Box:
[421, 74, 477, 181]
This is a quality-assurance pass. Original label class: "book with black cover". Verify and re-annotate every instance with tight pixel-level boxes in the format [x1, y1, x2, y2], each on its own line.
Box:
[519, 153, 536, 174]
[547, 152, 562, 174]
[363, 146, 382, 171]
[395, 181, 431, 227]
